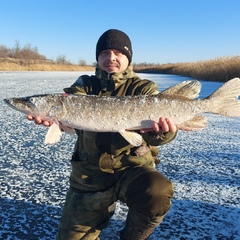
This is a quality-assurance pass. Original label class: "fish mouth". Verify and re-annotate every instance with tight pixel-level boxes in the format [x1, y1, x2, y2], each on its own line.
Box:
[3, 98, 10, 104]
[3, 98, 17, 108]
[3, 97, 35, 114]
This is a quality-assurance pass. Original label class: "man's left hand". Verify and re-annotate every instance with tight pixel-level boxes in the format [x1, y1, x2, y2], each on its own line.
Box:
[140, 117, 177, 134]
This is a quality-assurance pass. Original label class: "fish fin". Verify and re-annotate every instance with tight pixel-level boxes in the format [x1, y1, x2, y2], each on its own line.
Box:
[178, 116, 208, 131]
[205, 77, 240, 117]
[161, 80, 201, 99]
[119, 130, 143, 146]
[44, 122, 62, 144]
[125, 126, 142, 131]
[59, 124, 75, 134]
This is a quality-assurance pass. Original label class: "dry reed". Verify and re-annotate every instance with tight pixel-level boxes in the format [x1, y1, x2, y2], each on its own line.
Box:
[134, 56, 240, 82]
[1, 56, 239, 82]
[0, 62, 94, 71]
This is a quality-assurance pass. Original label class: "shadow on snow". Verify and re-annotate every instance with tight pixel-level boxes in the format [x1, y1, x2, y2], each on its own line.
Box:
[1, 197, 239, 240]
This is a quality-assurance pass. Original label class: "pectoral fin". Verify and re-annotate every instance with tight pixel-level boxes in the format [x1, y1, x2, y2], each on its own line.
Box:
[178, 116, 207, 131]
[119, 130, 143, 146]
[44, 122, 62, 144]
[60, 123, 75, 134]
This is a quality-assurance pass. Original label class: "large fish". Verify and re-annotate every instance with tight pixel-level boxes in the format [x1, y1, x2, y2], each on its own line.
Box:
[4, 78, 240, 146]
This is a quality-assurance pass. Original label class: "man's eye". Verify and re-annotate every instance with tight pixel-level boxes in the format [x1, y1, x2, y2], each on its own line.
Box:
[100, 51, 108, 55]
[114, 51, 122, 55]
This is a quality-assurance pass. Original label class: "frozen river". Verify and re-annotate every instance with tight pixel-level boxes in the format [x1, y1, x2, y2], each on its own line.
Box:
[0, 71, 239, 239]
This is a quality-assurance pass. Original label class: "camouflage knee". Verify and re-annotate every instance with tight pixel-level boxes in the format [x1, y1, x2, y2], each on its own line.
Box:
[125, 170, 174, 216]
[57, 187, 116, 240]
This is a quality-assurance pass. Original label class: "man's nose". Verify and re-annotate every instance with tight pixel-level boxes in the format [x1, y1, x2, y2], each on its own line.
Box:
[107, 51, 116, 61]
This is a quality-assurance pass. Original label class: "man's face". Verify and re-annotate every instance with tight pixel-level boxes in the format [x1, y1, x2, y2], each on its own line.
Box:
[98, 49, 129, 74]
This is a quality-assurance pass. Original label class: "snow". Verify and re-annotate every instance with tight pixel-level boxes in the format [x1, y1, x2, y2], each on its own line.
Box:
[0, 71, 239, 240]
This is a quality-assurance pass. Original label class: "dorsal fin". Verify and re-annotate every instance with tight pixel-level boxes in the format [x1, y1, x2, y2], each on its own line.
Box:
[161, 80, 202, 99]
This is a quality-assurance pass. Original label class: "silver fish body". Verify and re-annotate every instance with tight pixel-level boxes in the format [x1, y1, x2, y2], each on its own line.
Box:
[4, 78, 240, 145]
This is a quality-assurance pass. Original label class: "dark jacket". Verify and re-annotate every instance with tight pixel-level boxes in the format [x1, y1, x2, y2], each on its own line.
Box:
[64, 65, 177, 191]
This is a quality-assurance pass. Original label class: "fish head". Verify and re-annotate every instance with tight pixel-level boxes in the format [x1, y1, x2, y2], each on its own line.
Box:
[4, 96, 37, 115]
[4, 94, 66, 120]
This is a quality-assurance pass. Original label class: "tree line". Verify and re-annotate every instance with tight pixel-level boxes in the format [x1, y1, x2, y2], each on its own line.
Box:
[0, 41, 87, 66]
[0, 41, 46, 61]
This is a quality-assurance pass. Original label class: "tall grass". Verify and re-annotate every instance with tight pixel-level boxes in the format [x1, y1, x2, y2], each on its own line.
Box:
[0, 62, 94, 71]
[134, 56, 240, 82]
[1, 56, 239, 82]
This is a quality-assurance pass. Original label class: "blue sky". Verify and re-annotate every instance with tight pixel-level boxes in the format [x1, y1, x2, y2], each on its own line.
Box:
[1, 0, 240, 65]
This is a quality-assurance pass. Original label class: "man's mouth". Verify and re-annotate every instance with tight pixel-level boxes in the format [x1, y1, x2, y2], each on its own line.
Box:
[105, 65, 118, 68]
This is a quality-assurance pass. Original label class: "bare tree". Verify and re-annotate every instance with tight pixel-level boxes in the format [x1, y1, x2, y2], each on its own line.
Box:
[79, 59, 87, 66]
[13, 40, 21, 58]
[0, 45, 9, 58]
[56, 55, 68, 64]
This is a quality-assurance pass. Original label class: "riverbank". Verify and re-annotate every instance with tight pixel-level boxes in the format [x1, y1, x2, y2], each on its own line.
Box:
[0, 62, 94, 71]
[1, 56, 239, 82]
[134, 56, 240, 82]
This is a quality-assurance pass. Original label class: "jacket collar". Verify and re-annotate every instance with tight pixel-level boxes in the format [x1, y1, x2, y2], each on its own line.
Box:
[95, 64, 138, 90]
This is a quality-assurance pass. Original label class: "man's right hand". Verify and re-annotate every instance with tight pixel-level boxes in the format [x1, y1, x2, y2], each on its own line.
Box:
[27, 114, 52, 127]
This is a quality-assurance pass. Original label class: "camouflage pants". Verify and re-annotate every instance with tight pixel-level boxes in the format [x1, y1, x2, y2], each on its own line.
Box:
[56, 167, 174, 240]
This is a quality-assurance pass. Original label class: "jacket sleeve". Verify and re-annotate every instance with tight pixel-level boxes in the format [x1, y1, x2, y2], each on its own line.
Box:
[142, 130, 177, 146]
[133, 80, 159, 95]
[63, 76, 87, 94]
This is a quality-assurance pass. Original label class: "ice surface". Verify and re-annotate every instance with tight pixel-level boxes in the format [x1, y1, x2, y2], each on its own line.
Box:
[0, 72, 239, 239]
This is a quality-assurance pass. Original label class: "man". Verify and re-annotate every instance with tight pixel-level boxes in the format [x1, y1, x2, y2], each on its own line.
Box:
[28, 29, 177, 239]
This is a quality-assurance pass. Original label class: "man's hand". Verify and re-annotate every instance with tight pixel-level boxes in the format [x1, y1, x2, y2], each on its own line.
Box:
[140, 117, 177, 134]
[27, 114, 52, 127]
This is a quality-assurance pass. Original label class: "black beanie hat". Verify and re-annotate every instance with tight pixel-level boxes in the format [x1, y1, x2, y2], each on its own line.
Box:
[96, 29, 133, 63]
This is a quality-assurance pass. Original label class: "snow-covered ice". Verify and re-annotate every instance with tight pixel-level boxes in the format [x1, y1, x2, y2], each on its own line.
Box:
[0, 72, 239, 239]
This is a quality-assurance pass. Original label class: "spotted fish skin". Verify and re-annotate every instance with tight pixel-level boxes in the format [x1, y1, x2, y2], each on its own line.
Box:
[4, 78, 240, 145]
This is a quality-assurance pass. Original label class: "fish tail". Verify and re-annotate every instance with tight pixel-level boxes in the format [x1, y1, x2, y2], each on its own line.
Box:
[205, 77, 240, 117]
